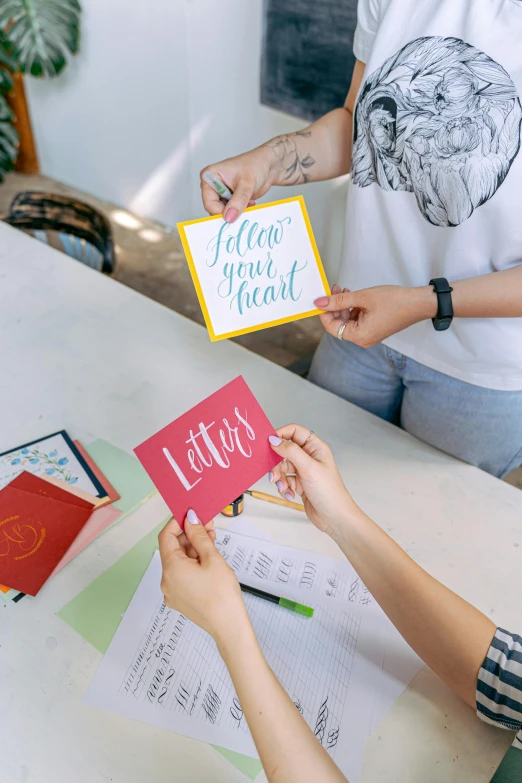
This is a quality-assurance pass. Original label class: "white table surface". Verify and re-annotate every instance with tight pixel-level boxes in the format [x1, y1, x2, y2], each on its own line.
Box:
[0, 222, 520, 783]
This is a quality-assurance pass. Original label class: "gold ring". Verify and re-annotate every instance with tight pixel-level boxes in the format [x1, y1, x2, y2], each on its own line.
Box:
[303, 430, 315, 446]
[337, 322, 347, 341]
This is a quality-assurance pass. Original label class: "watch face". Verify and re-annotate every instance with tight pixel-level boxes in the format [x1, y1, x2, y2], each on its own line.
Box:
[436, 317, 452, 331]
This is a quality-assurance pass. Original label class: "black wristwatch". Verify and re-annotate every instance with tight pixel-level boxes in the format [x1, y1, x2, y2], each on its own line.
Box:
[429, 277, 454, 331]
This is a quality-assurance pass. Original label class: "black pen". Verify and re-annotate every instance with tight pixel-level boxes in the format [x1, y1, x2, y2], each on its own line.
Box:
[239, 582, 314, 617]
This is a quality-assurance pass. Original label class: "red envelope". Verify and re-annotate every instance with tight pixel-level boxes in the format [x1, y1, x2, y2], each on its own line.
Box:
[134, 376, 282, 527]
[11, 470, 95, 508]
[0, 472, 95, 596]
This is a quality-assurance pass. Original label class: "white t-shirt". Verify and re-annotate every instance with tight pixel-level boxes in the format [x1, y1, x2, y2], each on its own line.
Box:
[339, 0, 522, 390]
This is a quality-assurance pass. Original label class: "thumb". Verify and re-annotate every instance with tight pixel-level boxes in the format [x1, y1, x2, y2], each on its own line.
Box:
[184, 509, 217, 561]
[224, 177, 255, 223]
[268, 435, 316, 479]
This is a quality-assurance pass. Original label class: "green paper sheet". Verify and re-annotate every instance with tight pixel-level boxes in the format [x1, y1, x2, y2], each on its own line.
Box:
[58, 523, 165, 652]
[491, 746, 522, 783]
[85, 440, 157, 516]
[215, 749, 263, 780]
[58, 521, 262, 780]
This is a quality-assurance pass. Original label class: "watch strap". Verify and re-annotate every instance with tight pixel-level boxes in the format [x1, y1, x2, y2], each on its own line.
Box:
[429, 277, 453, 331]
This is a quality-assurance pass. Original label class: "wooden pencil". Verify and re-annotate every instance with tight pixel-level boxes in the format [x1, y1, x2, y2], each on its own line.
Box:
[245, 489, 305, 512]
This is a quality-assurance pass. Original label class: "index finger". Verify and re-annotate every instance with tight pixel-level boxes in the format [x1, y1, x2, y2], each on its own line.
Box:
[315, 291, 356, 311]
[201, 180, 226, 216]
[274, 423, 329, 462]
[158, 517, 184, 566]
[275, 423, 319, 448]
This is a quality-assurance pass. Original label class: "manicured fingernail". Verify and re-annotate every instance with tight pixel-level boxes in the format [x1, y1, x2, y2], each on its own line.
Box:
[269, 435, 282, 446]
[224, 208, 238, 223]
[276, 480, 284, 491]
[284, 492, 293, 501]
[314, 296, 329, 308]
[268, 471, 274, 483]
[248, 200, 256, 206]
[187, 508, 200, 525]
[332, 284, 341, 293]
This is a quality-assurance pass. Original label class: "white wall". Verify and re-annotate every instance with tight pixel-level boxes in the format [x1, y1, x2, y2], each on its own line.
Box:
[25, 0, 191, 227]
[25, 0, 347, 277]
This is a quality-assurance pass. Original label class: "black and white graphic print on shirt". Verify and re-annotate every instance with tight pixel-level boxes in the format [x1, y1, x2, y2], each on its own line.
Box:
[352, 36, 522, 227]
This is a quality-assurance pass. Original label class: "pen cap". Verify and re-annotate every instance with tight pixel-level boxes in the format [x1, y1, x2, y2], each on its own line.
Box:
[279, 597, 314, 617]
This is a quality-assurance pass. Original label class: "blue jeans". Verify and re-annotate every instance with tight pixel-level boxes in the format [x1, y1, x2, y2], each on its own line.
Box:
[308, 334, 522, 478]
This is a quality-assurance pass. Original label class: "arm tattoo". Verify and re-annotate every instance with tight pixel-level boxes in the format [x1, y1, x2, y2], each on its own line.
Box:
[264, 130, 316, 185]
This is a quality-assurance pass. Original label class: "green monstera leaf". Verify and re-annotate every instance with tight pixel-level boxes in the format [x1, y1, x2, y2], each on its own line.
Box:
[0, 0, 81, 78]
[0, 32, 18, 181]
[0, 34, 16, 92]
[0, 93, 19, 182]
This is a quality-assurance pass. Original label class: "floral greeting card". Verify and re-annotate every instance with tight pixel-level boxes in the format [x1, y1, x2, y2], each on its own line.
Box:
[0, 431, 106, 498]
[177, 196, 330, 341]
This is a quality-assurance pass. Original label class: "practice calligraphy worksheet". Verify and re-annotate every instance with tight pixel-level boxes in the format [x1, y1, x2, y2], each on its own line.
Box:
[85, 550, 387, 782]
[225, 519, 424, 736]
[214, 528, 374, 609]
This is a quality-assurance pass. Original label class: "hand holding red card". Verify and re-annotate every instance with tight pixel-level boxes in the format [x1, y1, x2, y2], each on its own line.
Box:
[134, 377, 282, 527]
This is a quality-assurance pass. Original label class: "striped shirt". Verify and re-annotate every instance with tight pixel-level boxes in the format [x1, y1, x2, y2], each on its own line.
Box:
[477, 628, 522, 751]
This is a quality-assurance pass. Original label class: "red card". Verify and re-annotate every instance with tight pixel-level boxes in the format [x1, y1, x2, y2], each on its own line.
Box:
[0, 472, 95, 596]
[134, 376, 282, 527]
[12, 470, 95, 508]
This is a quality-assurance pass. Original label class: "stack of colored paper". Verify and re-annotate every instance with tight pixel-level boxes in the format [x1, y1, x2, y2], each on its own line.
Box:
[0, 431, 157, 600]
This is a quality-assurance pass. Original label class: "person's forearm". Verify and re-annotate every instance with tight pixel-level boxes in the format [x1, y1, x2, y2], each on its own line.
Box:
[331, 508, 495, 708]
[258, 107, 353, 187]
[216, 619, 347, 783]
[413, 265, 522, 320]
[451, 264, 522, 317]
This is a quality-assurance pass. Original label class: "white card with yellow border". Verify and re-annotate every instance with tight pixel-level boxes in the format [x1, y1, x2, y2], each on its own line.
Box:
[177, 196, 330, 341]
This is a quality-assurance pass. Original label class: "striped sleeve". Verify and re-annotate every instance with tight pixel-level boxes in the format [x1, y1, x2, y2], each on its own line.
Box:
[477, 628, 522, 750]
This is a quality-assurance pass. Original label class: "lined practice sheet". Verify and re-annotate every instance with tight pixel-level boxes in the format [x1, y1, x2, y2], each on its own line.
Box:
[214, 528, 374, 608]
[85, 549, 387, 782]
[225, 518, 424, 736]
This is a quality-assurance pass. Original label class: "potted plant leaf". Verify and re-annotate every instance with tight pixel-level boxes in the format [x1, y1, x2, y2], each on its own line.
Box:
[0, 0, 82, 181]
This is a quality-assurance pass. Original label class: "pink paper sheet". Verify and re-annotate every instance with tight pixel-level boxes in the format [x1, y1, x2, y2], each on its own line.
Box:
[51, 505, 122, 577]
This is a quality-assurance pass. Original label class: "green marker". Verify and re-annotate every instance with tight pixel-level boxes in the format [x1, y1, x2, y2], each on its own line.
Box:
[239, 583, 314, 617]
[202, 170, 233, 201]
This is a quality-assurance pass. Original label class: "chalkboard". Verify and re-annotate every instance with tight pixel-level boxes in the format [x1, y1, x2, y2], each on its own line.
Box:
[260, 0, 359, 122]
